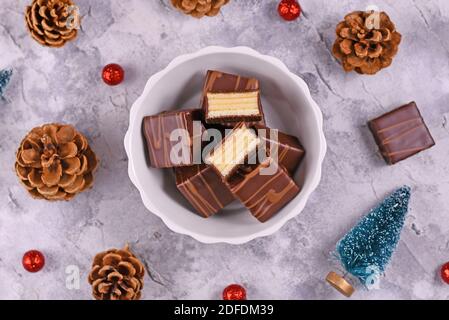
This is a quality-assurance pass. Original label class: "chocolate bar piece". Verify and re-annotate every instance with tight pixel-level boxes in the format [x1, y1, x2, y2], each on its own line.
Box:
[255, 125, 305, 175]
[175, 164, 235, 218]
[368, 102, 435, 164]
[227, 160, 300, 223]
[205, 122, 261, 178]
[201, 70, 263, 124]
[143, 109, 203, 168]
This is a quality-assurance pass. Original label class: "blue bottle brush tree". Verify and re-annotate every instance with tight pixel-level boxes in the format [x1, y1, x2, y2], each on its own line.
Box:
[327, 186, 411, 297]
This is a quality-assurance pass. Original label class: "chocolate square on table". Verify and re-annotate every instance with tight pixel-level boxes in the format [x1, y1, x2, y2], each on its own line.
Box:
[368, 102, 435, 164]
[143, 109, 203, 168]
[255, 124, 305, 175]
[205, 122, 261, 179]
[227, 160, 300, 223]
[175, 164, 235, 218]
[201, 70, 264, 124]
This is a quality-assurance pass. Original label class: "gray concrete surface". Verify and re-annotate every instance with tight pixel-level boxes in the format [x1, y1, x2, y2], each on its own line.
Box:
[0, 0, 448, 299]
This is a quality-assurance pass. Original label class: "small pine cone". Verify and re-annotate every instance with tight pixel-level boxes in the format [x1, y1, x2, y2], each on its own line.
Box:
[25, 0, 80, 48]
[171, 0, 230, 18]
[15, 123, 98, 201]
[332, 11, 402, 75]
[88, 245, 145, 300]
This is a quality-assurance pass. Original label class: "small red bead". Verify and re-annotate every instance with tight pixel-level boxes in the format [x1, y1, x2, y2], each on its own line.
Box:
[102, 63, 125, 86]
[22, 250, 45, 273]
[441, 262, 449, 284]
[278, 0, 301, 21]
[222, 284, 247, 300]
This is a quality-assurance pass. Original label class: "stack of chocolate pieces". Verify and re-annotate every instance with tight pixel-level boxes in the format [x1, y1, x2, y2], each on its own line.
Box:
[143, 70, 305, 223]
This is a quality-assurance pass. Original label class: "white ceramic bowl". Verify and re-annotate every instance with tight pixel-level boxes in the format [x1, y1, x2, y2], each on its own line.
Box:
[124, 46, 326, 244]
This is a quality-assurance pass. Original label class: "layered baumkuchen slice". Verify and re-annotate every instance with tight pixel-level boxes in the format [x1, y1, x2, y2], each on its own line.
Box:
[201, 70, 264, 125]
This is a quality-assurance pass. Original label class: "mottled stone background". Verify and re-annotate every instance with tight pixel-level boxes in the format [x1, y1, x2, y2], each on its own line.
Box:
[0, 0, 448, 300]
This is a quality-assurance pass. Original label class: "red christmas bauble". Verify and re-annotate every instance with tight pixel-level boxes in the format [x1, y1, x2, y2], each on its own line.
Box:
[441, 262, 449, 284]
[222, 284, 246, 300]
[102, 63, 125, 86]
[278, 0, 301, 21]
[22, 250, 45, 273]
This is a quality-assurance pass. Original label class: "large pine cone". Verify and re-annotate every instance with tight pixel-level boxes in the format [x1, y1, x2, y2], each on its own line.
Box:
[25, 0, 79, 48]
[171, 0, 230, 18]
[332, 11, 402, 75]
[88, 245, 145, 300]
[15, 123, 98, 201]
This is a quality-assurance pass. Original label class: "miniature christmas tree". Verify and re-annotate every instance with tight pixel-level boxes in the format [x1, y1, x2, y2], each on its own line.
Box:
[0, 69, 12, 99]
[326, 186, 411, 297]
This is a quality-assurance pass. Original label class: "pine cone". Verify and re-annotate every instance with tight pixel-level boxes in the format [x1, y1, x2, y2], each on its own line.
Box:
[171, 0, 230, 18]
[15, 123, 98, 201]
[332, 11, 402, 75]
[88, 245, 145, 300]
[25, 0, 79, 48]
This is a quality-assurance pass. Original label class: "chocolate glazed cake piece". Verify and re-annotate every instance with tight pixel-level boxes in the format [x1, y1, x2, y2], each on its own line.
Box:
[255, 125, 305, 175]
[143, 109, 203, 168]
[205, 122, 261, 179]
[201, 70, 264, 124]
[227, 160, 300, 223]
[175, 164, 235, 218]
[368, 102, 435, 164]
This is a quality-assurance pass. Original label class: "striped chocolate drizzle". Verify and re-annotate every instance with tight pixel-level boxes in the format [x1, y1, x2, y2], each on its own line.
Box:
[181, 179, 218, 218]
[144, 111, 191, 167]
[176, 165, 232, 218]
[231, 161, 299, 221]
[378, 117, 424, 157]
[369, 102, 436, 165]
[252, 181, 297, 220]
